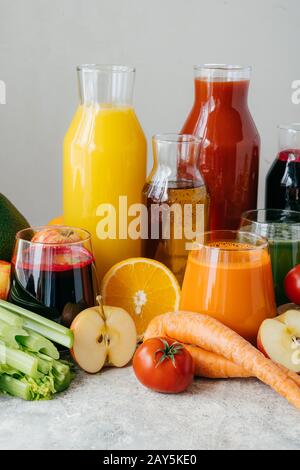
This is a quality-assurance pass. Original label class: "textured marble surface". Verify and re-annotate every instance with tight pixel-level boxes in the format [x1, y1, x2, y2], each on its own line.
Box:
[0, 366, 300, 450]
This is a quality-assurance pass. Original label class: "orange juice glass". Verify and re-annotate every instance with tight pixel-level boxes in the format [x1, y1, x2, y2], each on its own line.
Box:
[181, 230, 277, 343]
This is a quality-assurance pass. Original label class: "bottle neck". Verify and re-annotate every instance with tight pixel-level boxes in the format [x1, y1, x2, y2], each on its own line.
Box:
[278, 125, 300, 154]
[151, 134, 204, 184]
[193, 65, 251, 107]
[77, 65, 135, 107]
[194, 78, 250, 107]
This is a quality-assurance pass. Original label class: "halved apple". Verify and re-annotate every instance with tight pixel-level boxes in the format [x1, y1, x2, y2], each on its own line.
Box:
[258, 310, 300, 372]
[71, 303, 137, 373]
[0, 261, 11, 300]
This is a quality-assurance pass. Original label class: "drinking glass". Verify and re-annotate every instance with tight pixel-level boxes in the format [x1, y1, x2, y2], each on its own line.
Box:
[240, 209, 300, 306]
[10, 226, 98, 327]
[181, 230, 276, 343]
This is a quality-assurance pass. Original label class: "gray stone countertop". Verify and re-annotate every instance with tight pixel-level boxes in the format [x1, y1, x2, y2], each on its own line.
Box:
[0, 366, 299, 450]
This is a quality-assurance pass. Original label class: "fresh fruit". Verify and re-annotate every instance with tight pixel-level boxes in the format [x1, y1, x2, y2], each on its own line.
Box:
[0, 194, 29, 261]
[71, 298, 137, 373]
[32, 227, 81, 244]
[284, 265, 300, 305]
[133, 337, 194, 394]
[258, 310, 300, 372]
[48, 216, 64, 226]
[101, 258, 181, 337]
[277, 303, 300, 315]
[0, 262, 11, 300]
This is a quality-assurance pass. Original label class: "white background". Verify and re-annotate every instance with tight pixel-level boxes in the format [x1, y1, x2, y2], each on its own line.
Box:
[0, 0, 299, 224]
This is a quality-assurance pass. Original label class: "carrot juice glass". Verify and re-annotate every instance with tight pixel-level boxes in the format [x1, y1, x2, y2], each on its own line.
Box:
[181, 231, 277, 343]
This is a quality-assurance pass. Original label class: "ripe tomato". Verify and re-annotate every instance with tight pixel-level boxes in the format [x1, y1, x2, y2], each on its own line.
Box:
[285, 265, 300, 305]
[133, 337, 194, 394]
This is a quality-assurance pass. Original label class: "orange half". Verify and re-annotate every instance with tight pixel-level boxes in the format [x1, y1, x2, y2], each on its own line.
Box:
[101, 258, 181, 338]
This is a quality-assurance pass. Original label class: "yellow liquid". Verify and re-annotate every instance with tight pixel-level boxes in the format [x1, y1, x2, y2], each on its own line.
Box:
[63, 105, 147, 280]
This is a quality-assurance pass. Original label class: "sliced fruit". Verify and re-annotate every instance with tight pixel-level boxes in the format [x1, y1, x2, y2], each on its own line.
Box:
[105, 306, 137, 367]
[71, 301, 137, 373]
[101, 258, 181, 337]
[32, 227, 81, 244]
[258, 310, 300, 372]
[71, 307, 107, 373]
[0, 261, 11, 301]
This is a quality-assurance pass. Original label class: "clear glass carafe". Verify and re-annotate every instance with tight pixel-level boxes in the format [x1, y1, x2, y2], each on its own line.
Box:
[181, 64, 260, 231]
[63, 65, 147, 280]
[142, 134, 210, 285]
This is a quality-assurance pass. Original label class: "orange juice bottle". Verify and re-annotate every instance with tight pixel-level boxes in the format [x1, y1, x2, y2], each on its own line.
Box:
[63, 65, 147, 280]
[181, 231, 276, 343]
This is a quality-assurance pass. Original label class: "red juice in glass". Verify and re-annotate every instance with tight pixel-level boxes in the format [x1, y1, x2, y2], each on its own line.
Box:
[181, 65, 260, 230]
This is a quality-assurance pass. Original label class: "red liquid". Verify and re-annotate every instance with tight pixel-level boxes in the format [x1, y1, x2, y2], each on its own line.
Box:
[266, 149, 300, 212]
[10, 246, 96, 327]
[181, 79, 260, 230]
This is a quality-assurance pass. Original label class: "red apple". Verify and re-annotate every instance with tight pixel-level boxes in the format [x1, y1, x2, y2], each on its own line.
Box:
[258, 310, 300, 372]
[0, 261, 11, 300]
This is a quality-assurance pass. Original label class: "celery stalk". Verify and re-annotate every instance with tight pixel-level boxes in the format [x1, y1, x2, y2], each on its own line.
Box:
[0, 300, 74, 348]
[25, 351, 53, 375]
[0, 306, 24, 327]
[0, 319, 28, 349]
[17, 330, 59, 360]
[0, 375, 31, 400]
[3, 342, 38, 378]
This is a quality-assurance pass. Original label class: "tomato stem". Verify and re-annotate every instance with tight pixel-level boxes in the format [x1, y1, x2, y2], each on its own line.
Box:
[154, 339, 184, 368]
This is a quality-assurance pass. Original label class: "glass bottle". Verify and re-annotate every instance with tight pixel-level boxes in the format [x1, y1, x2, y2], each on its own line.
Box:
[181, 64, 260, 231]
[142, 134, 210, 285]
[63, 65, 147, 280]
[266, 124, 300, 212]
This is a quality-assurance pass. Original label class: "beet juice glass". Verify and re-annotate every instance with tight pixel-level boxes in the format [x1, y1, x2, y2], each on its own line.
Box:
[10, 226, 98, 327]
[181, 64, 260, 230]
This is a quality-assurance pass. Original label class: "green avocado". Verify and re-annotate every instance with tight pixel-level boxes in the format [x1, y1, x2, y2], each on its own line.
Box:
[0, 193, 30, 261]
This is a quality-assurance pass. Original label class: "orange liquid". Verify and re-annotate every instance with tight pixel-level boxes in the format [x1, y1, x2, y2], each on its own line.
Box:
[181, 241, 276, 343]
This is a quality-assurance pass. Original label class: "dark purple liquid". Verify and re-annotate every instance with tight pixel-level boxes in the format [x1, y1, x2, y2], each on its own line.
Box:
[266, 149, 300, 211]
[10, 246, 96, 327]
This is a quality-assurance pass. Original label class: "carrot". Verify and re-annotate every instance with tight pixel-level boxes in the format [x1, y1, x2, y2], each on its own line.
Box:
[144, 316, 252, 379]
[277, 364, 300, 389]
[145, 312, 300, 410]
[185, 345, 252, 379]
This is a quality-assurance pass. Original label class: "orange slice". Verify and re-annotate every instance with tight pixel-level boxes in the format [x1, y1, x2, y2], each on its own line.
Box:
[101, 258, 181, 337]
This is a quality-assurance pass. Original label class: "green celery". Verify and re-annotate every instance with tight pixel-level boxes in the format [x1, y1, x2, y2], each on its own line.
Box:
[17, 329, 59, 360]
[0, 375, 32, 400]
[0, 306, 24, 327]
[0, 300, 74, 348]
[52, 366, 72, 392]
[1, 341, 38, 378]
[0, 318, 28, 349]
[24, 351, 53, 375]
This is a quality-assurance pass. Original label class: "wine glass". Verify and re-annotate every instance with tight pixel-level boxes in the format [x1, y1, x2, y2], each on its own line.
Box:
[10, 226, 98, 327]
